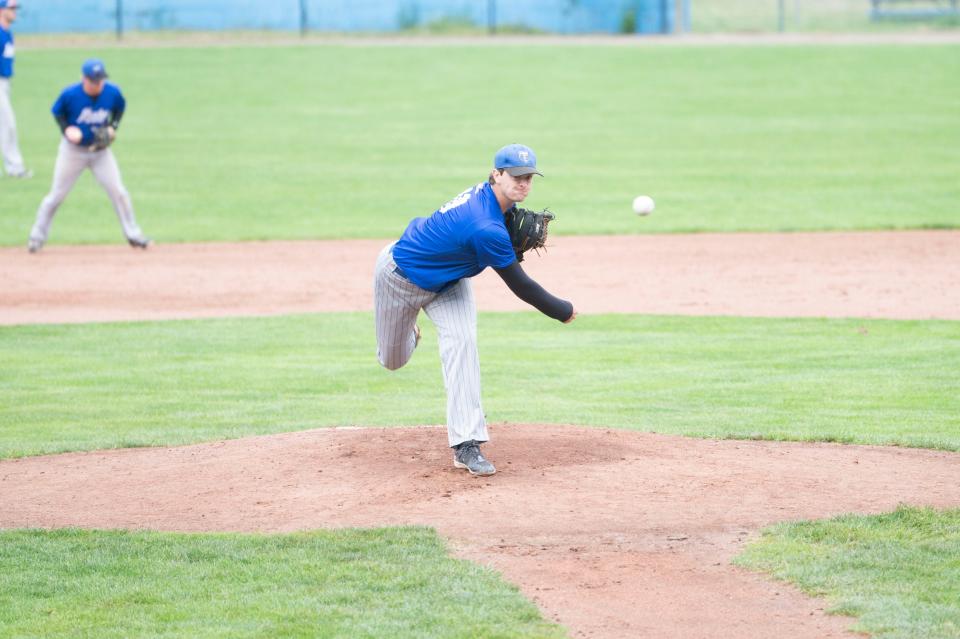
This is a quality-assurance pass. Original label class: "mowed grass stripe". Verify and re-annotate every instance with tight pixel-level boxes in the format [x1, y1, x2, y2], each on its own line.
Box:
[2, 44, 958, 245]
[0, 526, 565, 639]
[1, 312, 957, 458]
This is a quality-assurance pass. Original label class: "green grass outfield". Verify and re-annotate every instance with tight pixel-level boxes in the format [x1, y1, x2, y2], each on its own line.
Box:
[2, 312, 958, 459]
[2, 44, 958, 244]
[0, 526, 564, 639]
[737, 506, 960, 639]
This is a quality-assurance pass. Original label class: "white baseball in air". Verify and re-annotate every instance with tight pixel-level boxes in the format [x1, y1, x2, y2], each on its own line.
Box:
[633, 195, 655, 216]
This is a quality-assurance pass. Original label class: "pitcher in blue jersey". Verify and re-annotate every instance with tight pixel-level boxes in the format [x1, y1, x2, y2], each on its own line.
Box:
[0, 0, 30, 178]
[28, 59, 151, 252]
[374, 144, 577, 476]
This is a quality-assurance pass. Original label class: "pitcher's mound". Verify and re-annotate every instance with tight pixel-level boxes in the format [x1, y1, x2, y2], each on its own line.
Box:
[2, 424, 957, 638]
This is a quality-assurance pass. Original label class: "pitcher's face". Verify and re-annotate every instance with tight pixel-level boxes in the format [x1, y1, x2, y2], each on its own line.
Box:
[494, 170, 534, 205]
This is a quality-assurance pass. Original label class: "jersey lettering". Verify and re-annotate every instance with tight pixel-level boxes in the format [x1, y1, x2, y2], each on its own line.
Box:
[76, 107, 111, 125]
[2, 42, 12, 59]
[438, 183, 483, 214]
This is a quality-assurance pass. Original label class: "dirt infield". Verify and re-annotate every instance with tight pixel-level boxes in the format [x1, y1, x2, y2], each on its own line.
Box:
[2, 231, 959, 325]
[2, 230, 959, 638]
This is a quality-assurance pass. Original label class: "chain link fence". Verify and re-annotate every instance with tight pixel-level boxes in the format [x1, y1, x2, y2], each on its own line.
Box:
[15, 0, 675, 35]
[13, 0, 959, 35]
[685, 0, 959, 32]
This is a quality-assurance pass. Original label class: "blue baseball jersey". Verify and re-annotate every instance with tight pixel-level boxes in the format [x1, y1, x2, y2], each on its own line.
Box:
[392, 182, 517, 293]
[0, 26, 13, 78]
[52, 82, 126, 146]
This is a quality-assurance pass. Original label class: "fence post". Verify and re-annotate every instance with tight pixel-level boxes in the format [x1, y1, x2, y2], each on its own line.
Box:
[778, 0, 785, 31]
[115, 0, 123, 40]
[299, 0, 308, 36]
[488, 0, 496, 35]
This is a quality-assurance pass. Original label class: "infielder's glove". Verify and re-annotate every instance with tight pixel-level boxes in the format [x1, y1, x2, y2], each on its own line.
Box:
[504, 207, 555, 263]
[88, 126, 115, 152]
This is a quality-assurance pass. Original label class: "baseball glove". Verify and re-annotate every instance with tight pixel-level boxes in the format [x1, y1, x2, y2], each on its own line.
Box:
[504, 206, 555, 263]
[88, 126, 115, 152]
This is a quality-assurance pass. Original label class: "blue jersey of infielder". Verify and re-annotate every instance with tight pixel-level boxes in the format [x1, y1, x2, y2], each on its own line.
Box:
[1, 24, 14, 78]
[392, 181, 517, 293]
[373, 144, 575, 477]
[52, 82, 125, 147]
[28, 59, 150, 252]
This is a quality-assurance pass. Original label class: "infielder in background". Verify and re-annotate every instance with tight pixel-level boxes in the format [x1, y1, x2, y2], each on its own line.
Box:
[28, 58, 151, 252]
[374, 144, 576, 476]
[0, 0, 31, 179]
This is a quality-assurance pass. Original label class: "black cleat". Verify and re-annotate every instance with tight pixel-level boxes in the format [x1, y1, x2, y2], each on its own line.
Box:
[453, 440, 496, 476]
[128, 236, 153, 249]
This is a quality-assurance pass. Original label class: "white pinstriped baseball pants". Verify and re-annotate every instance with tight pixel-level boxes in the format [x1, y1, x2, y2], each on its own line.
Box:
[374, 242, 489, 448]
[0, 78, 27, 175]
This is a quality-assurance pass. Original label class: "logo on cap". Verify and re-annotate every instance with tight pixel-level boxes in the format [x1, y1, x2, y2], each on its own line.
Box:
[82, 58, 109, 81]
[494, 144, 543, 178]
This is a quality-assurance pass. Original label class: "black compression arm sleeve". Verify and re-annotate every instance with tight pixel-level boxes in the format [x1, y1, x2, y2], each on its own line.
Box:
[54, 113, 70, 133]
[110, 111, 124, 129]
[494, 261, 574, 322]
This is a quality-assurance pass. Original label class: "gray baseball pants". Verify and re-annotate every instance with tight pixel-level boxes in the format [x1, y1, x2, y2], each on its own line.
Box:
[30, 138, 145, 244]
[374, 242, 489, 448]
[0, 78, 27, 176]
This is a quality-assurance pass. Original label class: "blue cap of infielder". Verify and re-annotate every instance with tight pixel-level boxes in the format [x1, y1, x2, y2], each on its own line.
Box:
[494, 143, 543, 177]
[0, 1, 16, 8]
[82, 58, 108, 81]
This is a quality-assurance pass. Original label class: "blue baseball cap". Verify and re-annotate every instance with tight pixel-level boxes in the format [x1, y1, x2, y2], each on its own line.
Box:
[0, 1, 17, 9]
[82, 59, 108, 81]
[494, 144, 543, 177]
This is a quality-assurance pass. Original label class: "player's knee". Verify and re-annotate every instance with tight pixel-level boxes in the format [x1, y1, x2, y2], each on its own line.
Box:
[42, 193, 65, 208]
[381, 361, 402, 371]
[378, 351, 407, 371]
[380, 359, 406, 372]
[449, 332, 478, 352]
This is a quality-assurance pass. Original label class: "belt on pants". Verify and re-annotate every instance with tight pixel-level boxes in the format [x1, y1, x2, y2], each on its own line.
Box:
[393, 265, 410, 281]
[393, 263, 452, 294]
